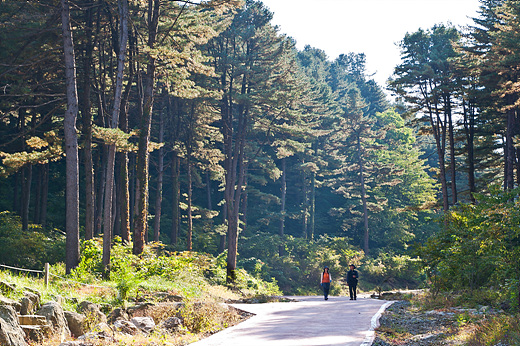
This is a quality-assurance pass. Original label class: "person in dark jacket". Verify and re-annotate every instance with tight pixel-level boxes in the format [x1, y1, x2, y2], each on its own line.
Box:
[346, 264, 359, 300]
[320, 266, 332, 300]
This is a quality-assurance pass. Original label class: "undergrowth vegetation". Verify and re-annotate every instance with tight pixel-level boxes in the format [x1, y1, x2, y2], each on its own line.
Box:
[467, 314, 520, 345]
[239, 233, 425, 295]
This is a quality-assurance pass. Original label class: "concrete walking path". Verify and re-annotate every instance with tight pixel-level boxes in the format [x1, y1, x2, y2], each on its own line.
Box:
[192, 296, 393, 346]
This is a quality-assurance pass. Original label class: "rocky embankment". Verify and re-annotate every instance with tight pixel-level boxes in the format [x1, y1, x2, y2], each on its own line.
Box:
[373, 296, 503, 345]
[0, 280, 249, 346]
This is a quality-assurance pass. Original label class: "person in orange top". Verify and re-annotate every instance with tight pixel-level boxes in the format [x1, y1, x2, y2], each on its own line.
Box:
[320, 266, 332, 300]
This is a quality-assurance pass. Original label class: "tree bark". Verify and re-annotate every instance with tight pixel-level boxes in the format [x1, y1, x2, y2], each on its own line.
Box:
[446, 95, 458, 204]
[40, 163, 49, 228]
[13, 173, 20, 215]
[241, 169, 249, 234]
[279, 157, 286, 256]
[219, 203, 227, 254]
[425, 87, 449, 212]
[118, 30, 135, 244]
[186, 155, 193, 251]
[94, 148, 106, 235]
[21, 165, 32, 232]
[171, 154, 180, 245]
[310, 141, 318, 240]
[102, 0, 129, 274]
[302, 166, 308, 239]
[153, 101, 165, 242]
[357, 137, 370, 255]
[34, 165, 41, 224]
[81, 1, 95, 240]
[505, 107, 516, 190]
[224, 89, 248, 283]
[134, 0, 159, 255]
[61, 0, 80, 274]
[119, 150, 130, 242]
[462, 99, 476, 204]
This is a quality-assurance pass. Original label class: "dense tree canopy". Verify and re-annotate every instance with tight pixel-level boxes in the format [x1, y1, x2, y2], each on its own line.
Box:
[5, 0, 520, 306]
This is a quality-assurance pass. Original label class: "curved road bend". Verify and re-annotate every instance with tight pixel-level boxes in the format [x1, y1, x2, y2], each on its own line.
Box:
[192, 296, 393, 346]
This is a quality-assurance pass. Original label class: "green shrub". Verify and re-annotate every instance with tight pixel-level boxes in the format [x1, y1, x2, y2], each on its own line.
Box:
[0, 211, 65, 270]
[239, 233, 424, 295]
[361, 252, 425, 291]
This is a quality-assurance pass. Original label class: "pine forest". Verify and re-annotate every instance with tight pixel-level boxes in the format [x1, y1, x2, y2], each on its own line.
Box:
[1, 1, 520, 344]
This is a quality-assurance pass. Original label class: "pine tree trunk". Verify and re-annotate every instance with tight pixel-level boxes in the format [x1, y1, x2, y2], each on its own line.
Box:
[428, 101, 449, 211]
[224, 103, 248, 284]
[13, 173, 20, 214]
[113, 170, 121, 237]
[516, 148, 520, 187]
[219, 203, 227, 254]
[61, 0, 80, 274]
[463, 99, 476, 204]
[171, 154, 180, 245]
[302, 165, 308, 239]
[446, 96, 458, 204]
[153, 103, 165, 242]
[34, 165, 42, 224]
[357, 137, 370, 255]
[241, 169, 248, 234]
[279, 158, 286, 256]
[187, 156, 193, 251]
[81, 2, 95, 240]
[95, 148, 106, 235]
[505, 108, 516, 190]
[40, 163, 49, 228]
[134, 0, 159, 255]
[21, 165, 32, 232]
[119, 151, 130, 243]
[102, 0, 128, 273]
[310, 147, 317, 240]
[118, 31, 134, 244]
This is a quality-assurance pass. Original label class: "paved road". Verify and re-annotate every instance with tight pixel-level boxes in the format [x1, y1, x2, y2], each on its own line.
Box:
[192, 296, 393, 346]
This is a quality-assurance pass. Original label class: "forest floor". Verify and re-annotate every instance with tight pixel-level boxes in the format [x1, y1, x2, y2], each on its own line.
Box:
[372, 294, 504, 346]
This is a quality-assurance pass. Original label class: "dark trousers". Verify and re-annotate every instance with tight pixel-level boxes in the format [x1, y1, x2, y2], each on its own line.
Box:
[349, 283, 357, 299]
[321, 282, 330, 298]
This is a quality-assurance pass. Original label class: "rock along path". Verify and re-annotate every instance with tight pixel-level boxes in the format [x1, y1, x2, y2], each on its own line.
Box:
[192, 296, 393, 346]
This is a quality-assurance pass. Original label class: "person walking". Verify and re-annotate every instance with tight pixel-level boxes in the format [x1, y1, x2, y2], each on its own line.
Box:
[320, 266, 332, 300]
[346, 264, 359, 300]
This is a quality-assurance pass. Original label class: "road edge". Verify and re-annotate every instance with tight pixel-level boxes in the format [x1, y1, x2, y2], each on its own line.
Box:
[360, 300, 395, 346]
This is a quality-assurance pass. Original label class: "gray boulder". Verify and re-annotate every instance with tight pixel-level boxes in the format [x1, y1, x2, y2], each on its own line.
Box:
[20, 292, 40, 315]
[107, 308, 128, 324]
[0, 305, 27, 346]
[0, 297, 21, 313]
[130, 316, 155, 334]
[64, 311, 86, 337]
[160, 316, 182, 333]
[113, 319, 140, 335]
[126, 302, 155, 318]
[77, 322, 115, 342]
[36, 302, 71, 338]
[77, 301, 107, 325]
[22, 287, 41, 300]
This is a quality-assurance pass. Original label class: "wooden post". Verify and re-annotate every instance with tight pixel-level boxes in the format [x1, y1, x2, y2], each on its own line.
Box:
[44, 263, 50, 289]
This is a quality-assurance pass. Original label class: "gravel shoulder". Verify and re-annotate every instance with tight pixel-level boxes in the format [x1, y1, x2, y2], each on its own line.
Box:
[373, 299, 501, 345]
